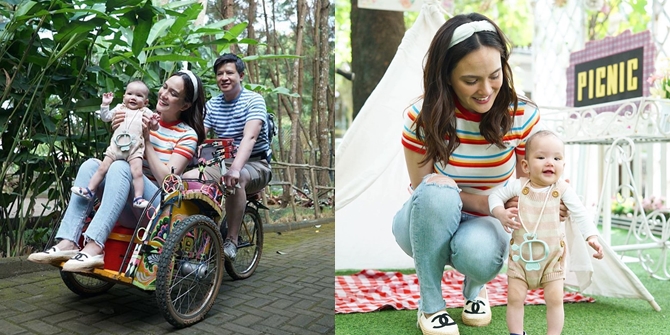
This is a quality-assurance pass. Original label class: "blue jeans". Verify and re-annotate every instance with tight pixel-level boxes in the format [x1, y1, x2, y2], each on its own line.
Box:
[392, 175, 509, 314]
[56, 158, 160, 248]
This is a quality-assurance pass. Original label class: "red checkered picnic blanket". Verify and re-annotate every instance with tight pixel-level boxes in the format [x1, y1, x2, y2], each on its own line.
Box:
[335, 269, 594, 314]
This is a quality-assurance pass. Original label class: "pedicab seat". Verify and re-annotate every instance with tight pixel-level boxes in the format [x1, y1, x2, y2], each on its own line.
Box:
[104, 225, 137, 271]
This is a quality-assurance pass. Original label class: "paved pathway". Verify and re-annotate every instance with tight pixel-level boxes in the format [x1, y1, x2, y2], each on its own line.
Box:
[0, 223, 335, 334]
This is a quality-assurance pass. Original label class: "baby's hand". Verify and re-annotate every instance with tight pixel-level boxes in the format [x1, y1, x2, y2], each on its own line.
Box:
[492, 207, 520, 233]
[150, 113, 160, 130]
[503, 196, 519, 210]
[101, 92, 114, 106]
[587, 236, 604, 259]
[142, 113, 159, 136]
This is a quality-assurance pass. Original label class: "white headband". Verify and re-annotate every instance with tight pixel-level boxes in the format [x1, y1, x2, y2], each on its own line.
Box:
[448, 21, 497, 49]
[179, 69, 199, 103]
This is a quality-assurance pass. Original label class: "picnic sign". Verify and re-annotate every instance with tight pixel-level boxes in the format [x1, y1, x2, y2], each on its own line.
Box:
[566, 30, 655, 107]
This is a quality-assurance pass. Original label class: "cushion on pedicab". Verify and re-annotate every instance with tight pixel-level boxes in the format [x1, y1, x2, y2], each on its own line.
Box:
[184, 180, 224, 204]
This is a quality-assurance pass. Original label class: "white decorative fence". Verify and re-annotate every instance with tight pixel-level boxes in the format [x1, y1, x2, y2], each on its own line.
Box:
[543, 97, 670, 280]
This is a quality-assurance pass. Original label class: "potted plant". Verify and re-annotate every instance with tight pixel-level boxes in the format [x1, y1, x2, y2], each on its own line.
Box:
[609, 194, 668, 234]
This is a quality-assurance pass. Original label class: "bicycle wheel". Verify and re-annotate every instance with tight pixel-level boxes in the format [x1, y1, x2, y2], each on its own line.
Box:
[223, 206, 264, 280]
[60, 271, 115, 298]
[155, 214, 224, 328]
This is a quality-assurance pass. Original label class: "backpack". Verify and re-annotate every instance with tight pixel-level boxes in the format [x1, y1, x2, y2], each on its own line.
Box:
[266, 112, 278, 162]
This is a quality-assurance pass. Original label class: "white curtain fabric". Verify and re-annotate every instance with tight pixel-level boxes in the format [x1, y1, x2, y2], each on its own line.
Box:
[334, 1, 659, 310]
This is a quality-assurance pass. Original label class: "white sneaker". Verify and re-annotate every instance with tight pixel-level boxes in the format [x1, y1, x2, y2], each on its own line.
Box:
[462, 286, 491, 327]
[223, 239, 237, 260]
[417, 309, 459, 335]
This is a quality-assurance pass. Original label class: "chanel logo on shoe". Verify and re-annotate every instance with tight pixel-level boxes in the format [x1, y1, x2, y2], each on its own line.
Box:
[430, 313, 456, 328]
[465, 300, 487, 314]
[72, 253, 88, 261]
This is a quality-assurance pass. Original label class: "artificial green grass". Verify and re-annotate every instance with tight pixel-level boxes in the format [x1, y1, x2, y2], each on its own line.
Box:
[335, 228, 670, 334]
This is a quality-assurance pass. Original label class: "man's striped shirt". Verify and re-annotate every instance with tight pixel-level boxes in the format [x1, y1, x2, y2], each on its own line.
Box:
[204, 89, 270, 157]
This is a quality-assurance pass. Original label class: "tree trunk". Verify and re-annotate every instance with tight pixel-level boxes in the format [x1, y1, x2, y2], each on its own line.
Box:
[246, 0, 260, 83]
[328, 85, 335, 185]
[262, 0, 294, 164]
[288, 0, 306, 170]
[309, 2, 319, 167]
[350, 0, 404, 119]
[315, 0, 332, 187]
[222, 0, 236, 54]
[261, 0, 291, 206]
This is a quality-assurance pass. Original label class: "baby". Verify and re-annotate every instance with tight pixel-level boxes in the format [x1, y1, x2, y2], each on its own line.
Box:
[488, 130, 604, 335]
[71, 80, 159, 208]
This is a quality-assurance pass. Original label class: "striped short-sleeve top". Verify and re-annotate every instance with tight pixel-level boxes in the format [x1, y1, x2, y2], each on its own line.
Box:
[142, 119, 198, 182]
[402, 99, 541, 196]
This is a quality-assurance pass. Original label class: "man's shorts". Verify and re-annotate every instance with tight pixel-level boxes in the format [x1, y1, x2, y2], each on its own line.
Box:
[203, 157, 272, 194]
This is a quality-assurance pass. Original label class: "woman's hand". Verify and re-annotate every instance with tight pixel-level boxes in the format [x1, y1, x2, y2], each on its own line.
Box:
[111, 112, 125, 131]
[559, 201, 569, 221]
[560, 178, 571, 220]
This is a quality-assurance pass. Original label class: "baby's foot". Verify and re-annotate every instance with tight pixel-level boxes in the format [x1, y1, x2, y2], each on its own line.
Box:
[133, 196, 149, 208]
[71, 186, 94, 200]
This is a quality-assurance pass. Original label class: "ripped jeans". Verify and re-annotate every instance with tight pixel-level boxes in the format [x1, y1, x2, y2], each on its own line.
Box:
[55, 159, 160, 249]
[392, 174, 509, 314]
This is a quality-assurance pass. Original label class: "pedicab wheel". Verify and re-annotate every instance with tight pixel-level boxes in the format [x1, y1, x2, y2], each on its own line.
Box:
[222, 206, 264, 280]
[60, 271, 115, 298]
[155, 214, 224, 328]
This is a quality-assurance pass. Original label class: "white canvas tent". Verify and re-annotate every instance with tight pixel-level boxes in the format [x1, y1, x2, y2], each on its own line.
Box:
[335, 2, 660, 311]
[335, 1, 446, 271]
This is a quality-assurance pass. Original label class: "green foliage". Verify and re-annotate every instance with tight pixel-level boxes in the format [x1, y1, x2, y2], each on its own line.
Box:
[454, 0, 533, 47]
[334, 0, 351, 66]
[245, 82, 301, 98]
[586, 0, 650, 41]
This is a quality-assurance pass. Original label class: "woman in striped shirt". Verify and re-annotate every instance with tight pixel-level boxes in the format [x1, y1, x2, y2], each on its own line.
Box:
[28, 71, 206, 272]
[392, 13, 543, 335]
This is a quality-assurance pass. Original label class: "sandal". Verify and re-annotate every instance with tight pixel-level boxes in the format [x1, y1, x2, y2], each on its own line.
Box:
[71, 186, 94, 200]
[133, 196, 149, 208]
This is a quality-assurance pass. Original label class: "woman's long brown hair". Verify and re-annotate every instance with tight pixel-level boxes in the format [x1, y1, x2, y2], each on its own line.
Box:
[172, 71, 206, 145]
[414, 13, 521, 166]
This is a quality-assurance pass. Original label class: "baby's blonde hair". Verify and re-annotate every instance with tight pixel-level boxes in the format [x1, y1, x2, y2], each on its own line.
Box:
[524, 130, 562, 159]
[127, 79, 149, 96]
